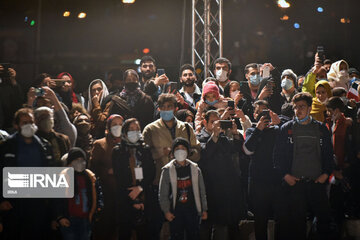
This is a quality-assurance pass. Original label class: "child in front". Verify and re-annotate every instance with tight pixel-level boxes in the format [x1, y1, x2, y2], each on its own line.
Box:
[159, 137, 207, 240]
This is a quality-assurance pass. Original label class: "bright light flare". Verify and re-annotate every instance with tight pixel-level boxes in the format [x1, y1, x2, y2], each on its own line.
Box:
[280, 15, 289, 21]
[122, 0, 135, 3]
[78, 12, 86, 19]
[277, 0, 290, 8]
[63, 11, 70, 17]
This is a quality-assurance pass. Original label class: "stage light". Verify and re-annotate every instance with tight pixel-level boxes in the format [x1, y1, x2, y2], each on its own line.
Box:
[78, 12, 86, 19]
[142, 48, 150, 54]
[30, 20, 35, 26]
[196, 68, 202, 74]
[63, 11, 70, 17]
[317, 7, 323, 13]
[294, 23, 300, 29]
[280, 15, 289, 21]
[24, 16, 28, 22]
[340, 18, 350, 24]
[122, 0, 135, 3]
[134, 59, 141, 65]
[277, 0, 290, 9]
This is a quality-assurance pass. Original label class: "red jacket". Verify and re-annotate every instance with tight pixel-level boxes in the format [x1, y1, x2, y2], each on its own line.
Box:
[326, 113, 352, 169]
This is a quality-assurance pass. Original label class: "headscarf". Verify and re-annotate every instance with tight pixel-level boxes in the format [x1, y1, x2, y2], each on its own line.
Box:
[327, 60, 350, 90]
[57, 72, 78, 103]
[86, 79, 109, 112]
[310, 80, 332, 122]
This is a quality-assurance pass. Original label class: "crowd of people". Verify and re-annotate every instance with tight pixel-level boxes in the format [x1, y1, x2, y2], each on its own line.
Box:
[0, 53, 359, 240]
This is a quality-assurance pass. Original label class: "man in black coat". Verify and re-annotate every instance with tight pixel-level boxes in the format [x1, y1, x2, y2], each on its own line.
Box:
[197, 110, 245, 240]
[0, 108, 54, 240]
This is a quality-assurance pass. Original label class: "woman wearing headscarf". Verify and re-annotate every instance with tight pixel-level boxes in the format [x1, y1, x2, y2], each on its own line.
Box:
[87, 79, 109, 139]
[112, 118, 155, 240]
[327, 60, 350, 90]
[310, 80, 333, 122]
[90, 114, 123, 240]
[55, 72, 85, 110]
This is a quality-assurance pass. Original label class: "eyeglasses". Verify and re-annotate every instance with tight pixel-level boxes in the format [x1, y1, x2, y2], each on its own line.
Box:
[293, 105, 308, 110]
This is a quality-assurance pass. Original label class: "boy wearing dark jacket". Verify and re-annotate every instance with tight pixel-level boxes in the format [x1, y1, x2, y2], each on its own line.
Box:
[55, 147, 99, 240]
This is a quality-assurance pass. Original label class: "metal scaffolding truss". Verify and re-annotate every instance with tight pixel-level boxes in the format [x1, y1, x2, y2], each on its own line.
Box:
[192, 0, 223, 81]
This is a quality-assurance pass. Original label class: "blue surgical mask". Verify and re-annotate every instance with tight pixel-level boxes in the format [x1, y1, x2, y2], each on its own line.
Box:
[205, 99, 218, 106]
[281, 78, 294, 90]
[160, 110, 174, 121]
[295, 115, 309, 124]
[249, 74, 261, 86]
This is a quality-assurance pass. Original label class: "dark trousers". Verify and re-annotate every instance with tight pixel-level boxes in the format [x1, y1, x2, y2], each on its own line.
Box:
[249, 180, 287, 240]
[118, 222, 147, 240]
[282, 181, 334, 240]
[60, 217, 91, 240]
[170, 206, 200, 240]
[147, 185, 164, 240]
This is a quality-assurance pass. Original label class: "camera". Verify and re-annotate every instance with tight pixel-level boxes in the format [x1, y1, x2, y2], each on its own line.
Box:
[35, 88, 45, 97]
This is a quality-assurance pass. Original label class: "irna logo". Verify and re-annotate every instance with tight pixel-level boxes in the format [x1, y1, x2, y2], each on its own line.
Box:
[8, 172, 69, 188]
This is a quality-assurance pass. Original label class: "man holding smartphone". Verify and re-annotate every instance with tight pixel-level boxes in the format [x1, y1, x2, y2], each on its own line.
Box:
[243, 100, 284, 240]
[139, 55, 169, 102]
[196, 110, 245, 239]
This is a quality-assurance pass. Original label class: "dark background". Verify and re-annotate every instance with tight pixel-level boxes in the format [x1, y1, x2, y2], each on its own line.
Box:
[0, 0, 359, 92]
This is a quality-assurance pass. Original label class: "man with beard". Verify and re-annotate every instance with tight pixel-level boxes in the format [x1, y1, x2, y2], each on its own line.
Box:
[213, 57, 232, 93]
[139, 55, 169, 102]
[177, 64, 202, 115]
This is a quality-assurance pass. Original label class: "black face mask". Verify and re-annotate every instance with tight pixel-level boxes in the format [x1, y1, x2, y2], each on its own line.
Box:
[76, 123, 90, 135]
[125, 82, 139, 92]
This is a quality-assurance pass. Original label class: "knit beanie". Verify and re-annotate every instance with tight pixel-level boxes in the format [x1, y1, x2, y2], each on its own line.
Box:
[171, 137, 190, 155]
[202, 81, 220, 100]
[281, 69, 297, 82]
[67, 147, 86, 165]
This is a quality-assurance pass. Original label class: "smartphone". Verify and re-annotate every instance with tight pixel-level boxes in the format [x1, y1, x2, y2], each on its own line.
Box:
[228, 100, 235, 109]
[317, 46, 325, 61]
[35, 88, 45, 97]
[164, 81, 178, 93]
[220, 120, 232, 129]
[258, 110, 271, 121]
[263, 66, 270, 78]
[157, 68, 165, 76]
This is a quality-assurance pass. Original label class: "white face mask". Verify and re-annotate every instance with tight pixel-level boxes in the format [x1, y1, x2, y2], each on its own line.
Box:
[174, 149, 187, 162]
[21, 123, 38, 138]
[216, 69, 228, 82]
[230, 90, 240, 100]
[71, 158, 86, 172]
[110, 125, 122, 138]
[127, 130, 141, 143]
